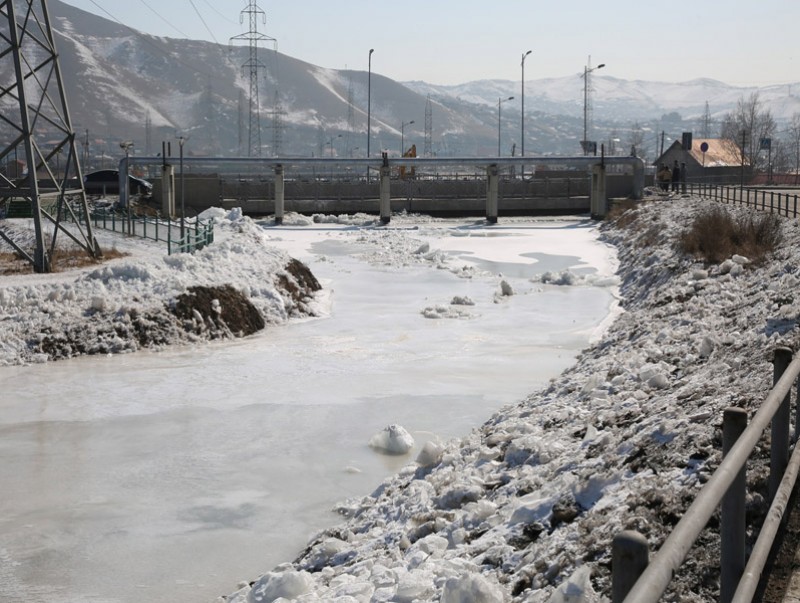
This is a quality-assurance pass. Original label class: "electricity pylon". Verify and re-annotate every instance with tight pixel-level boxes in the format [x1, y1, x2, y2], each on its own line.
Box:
[0, 0, 101, 273]
[230, 0, 276, 157]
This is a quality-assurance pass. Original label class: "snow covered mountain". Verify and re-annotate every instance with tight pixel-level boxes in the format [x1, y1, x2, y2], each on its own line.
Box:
[24, 0, 800, 160]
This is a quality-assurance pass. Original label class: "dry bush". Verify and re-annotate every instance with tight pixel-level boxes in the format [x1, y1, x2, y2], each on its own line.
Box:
[606, 199, 640, 228]
[0, 246, 127, 275]
[678, 205, 783, 264]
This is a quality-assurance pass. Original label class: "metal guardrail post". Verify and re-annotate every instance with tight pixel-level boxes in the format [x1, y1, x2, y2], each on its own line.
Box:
[721, 407, 748, 603]
[612, 531, 649, 603]
[772, 347, 793, 501]
[486, 164, 499, 224]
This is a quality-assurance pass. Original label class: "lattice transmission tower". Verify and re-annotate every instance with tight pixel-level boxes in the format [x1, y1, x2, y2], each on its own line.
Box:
[0, 0, 101, 273]
[230, 0, 276, 157]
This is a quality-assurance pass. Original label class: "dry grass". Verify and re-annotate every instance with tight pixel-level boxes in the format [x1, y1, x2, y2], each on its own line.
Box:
[606, 199, 641, 229]
[678, 205, 783, 265]
[0, 246, 127, 275]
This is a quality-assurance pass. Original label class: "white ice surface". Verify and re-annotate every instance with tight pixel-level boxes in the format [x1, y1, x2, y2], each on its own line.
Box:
[0, 214, 617, 603]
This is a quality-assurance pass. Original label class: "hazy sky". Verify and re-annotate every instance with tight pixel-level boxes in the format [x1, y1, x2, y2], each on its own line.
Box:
[61, 0, 797, 87]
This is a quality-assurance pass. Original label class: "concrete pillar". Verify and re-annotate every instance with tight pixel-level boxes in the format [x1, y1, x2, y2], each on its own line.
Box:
[379, 165, 391, 224]
[590, 164, 607, 220]
[274, 164, 284, 225]
[161, 164, 175, 218]
[486, 164, 499, 224]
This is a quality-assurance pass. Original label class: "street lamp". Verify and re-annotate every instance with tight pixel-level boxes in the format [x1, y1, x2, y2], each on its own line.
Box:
[400, 120, 415, 156]
[498, 96, 514, 156]
[119, 140, 133, 205]
[367, 49, 374, 159]
[582, 57, 605, 155]
[177, 135, 187, 240]
[367, 48, 374, 182]
[327, 134, 342, 157]
[521, 50, 532, 159]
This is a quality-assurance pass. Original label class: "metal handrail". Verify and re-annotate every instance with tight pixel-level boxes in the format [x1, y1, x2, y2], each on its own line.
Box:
[687, 182, 800, 219]
[615, 349, 800, 602]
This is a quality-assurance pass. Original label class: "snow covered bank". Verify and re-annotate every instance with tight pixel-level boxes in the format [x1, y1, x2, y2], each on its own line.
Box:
[0, 209, 321, 365]
[223, 197, 799, 603]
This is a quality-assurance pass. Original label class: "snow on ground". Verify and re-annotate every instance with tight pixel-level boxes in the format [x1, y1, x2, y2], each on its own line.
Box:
[218, 196, 800, 603]
[0, 208, 323, 365]
[2, 197, 796, 602]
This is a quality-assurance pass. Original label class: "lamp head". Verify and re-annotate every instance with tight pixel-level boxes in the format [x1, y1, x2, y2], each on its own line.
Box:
[597, 63, 606, 69]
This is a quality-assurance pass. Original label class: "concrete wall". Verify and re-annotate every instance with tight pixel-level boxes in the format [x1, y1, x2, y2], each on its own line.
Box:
[153, 170, 643, 217]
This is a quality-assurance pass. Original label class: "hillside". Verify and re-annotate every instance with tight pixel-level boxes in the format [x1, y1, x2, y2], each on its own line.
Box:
[4, 0, 800, 160]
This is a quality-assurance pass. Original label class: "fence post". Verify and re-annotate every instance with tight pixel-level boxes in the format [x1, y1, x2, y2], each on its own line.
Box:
[771, 347, 793, 501]
[612, 531, 649, 603]
[486, 164, 499, 224]
[721, 407, 748, 603]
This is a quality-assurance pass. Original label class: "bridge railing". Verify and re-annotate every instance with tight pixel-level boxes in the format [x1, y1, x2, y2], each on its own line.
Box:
[612, 348, 800, 602]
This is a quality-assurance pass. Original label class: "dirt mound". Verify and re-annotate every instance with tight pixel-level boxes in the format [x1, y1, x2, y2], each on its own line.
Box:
[172, 283, 265, 337]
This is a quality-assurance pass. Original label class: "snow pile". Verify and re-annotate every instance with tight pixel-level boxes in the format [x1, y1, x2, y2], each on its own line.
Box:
[0, 209, 322, 365]
[222, 197, 800, 602]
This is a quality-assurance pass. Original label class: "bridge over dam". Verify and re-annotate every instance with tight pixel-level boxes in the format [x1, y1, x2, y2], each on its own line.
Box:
[124, 155, 646, 223]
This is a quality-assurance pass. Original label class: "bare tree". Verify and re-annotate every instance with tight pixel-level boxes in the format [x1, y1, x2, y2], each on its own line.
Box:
[719, 92, 777, 172]
[628, 121, 646, 158]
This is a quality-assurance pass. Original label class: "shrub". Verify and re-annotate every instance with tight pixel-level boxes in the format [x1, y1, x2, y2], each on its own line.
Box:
[678, 205, 783, 264]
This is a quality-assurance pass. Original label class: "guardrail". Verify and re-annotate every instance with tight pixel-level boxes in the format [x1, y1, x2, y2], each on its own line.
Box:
[167, 220, 214, 255]
[687, 182, 800, 219]
[68, 208, 214, 255]
[612, 348, 800, 603]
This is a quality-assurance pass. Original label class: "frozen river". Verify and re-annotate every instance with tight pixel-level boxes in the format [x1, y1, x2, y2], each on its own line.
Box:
[0, 216, 617, 603]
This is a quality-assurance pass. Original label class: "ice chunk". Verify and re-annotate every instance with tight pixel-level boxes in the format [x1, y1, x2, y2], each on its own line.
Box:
[369, 424, 414, 455]
[441, 573, 503, 603]
[249, 570, 313, 603]
[547, 565, 596, 602]
[416, 440, 444, 467]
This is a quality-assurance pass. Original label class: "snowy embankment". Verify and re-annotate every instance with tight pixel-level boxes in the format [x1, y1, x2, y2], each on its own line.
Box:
[223, 197, 799, 603]
[0, 208, 322, 365]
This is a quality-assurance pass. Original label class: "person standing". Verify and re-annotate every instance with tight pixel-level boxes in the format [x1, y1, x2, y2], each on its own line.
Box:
[671, 160, 680, 192]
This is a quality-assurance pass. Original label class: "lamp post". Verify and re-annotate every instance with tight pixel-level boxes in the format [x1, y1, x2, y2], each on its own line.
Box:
[582, 57, 605, 155]
[498, 96, 514, 156]
[367, 48, 374, 174]
[327, 134, 341, 180]
[327, 134, 342, 157]
[119, 139, 133, 203]
[521, 50, 532, 159]
[177, 135, 186, 240]
[400, 120, 415, 156]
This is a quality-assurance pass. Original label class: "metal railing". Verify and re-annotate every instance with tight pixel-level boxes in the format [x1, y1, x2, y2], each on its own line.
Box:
[687, 182, 800, 219]
[612, 348, 800, 602]
[167, 220, 214, 255]
[66, 207, 214, 255]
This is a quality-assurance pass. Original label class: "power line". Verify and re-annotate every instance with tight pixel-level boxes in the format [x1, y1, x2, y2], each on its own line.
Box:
[79, 0, 224, 82]
[187, 0, 220, 45]
[136, 0, 191, 38]
[199, 0, 238, 25]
